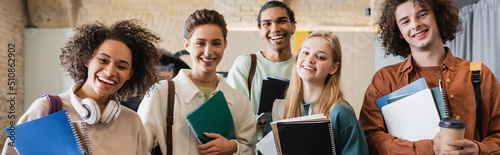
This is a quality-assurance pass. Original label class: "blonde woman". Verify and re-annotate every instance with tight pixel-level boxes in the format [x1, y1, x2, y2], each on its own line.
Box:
[268, 31, 368, 154]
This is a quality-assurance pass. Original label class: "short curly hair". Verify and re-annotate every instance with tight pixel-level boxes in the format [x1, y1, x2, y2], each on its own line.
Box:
[378, 0, 462, 58]
[60, 19, 161, 100]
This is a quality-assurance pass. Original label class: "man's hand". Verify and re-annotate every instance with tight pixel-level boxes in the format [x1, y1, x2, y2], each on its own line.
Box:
[433, 132, 479, 155]
[258, 119, 267, 130]
[198, 133, 237, 155]
[439, 139, 479, 155]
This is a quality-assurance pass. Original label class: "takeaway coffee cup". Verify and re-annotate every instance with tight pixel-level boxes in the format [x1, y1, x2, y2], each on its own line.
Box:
[438, 117, 467, 151]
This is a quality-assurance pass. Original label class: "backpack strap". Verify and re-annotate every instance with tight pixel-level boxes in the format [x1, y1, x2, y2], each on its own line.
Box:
[151, 80, 175, 155]
[248, 54, 257, 94]
[166, 80, 175, 155]
[470, 62, 483, 141]
[42, 94, 63, 114]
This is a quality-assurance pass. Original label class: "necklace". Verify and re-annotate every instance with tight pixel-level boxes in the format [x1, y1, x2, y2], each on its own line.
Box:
[189, 73, 217, 83]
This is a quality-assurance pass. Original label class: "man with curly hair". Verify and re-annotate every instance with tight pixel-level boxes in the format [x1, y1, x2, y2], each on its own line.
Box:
[2, 19, 161, 154]
[359, 0, 500, 154]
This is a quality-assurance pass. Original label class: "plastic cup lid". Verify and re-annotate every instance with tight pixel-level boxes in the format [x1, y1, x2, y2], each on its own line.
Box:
[439, 117, 467, 129]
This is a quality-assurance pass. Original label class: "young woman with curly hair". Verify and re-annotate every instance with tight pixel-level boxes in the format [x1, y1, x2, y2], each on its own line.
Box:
[2, 19, 161, 155]
[359, 0, 500, 154]
[137, 9, 256, 155]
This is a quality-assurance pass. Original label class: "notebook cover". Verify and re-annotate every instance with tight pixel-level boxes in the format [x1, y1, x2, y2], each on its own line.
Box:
[276, 120, 336, 155]
[381, 88, 441, 141]
[186, 90, 235, 144]
[4, 110, 85, 155]
[376, 78, 428, 110]
[430, 87, 445, 119]
[258, 76, 289, 114]
[387, 87, 445, 119]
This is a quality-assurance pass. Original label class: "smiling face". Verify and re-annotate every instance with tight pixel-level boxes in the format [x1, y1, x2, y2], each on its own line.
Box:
[184, 24, 227, 75]
[81, 39, 133, 99]
[259, 7, 296, 52]
[395, 1, 442, 52]
[296, 37, 339, 83]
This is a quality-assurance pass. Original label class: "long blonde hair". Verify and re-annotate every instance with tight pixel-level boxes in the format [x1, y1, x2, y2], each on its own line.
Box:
[282, 31, 344, 120]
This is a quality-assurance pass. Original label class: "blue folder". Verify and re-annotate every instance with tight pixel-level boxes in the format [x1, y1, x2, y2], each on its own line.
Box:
[376, 78, 428, 110]
[4, 110, 85, 155]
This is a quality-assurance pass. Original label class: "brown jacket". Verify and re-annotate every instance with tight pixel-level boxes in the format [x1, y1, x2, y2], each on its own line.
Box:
[359, 49, 500, 154]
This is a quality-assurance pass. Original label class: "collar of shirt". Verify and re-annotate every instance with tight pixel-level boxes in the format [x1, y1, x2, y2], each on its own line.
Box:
[173, 69, 235, 105]
[398, 47, 457, 75]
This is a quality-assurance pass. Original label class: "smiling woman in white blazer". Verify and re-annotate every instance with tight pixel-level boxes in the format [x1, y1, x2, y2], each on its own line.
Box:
[137, 9, 257, 155]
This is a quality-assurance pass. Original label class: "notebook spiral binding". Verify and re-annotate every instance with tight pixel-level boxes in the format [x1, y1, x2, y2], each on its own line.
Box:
[66, 111, 86, 155]
[272, 130, 282, 155]
[439, 80, 449, 117]
[328, 122, 337, 155]
[186, 119, 203, 144]
[77, 122, 93, 155]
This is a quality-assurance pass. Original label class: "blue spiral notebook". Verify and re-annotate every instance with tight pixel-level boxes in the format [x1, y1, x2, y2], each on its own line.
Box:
[4, 110, 86, 155]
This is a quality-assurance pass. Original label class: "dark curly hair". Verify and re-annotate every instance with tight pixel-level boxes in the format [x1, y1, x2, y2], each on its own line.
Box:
[60, 19, 161, 100]
[184, 9, 227, 40]
[377, 0, 461, 58]
[257, 1, 296, 28]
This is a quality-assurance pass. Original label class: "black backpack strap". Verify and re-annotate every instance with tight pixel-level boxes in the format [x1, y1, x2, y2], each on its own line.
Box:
[166, 80, 175, 155]
[248, 54, 257, 94]
[151, 80, 175, 155]
[470, 62, 483, 141]
[42, 94, 63, 114]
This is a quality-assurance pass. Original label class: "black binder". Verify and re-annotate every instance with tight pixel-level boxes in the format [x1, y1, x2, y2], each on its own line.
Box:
[258, 76, 289, 114]
[273, 119, 336, 155]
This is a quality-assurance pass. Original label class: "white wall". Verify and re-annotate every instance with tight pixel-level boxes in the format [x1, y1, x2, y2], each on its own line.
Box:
[374, 35, 405, 72]
[24, 28, 74, 110]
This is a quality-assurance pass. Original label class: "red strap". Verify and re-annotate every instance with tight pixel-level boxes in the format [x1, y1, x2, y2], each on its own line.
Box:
[42, 94, 63, 114]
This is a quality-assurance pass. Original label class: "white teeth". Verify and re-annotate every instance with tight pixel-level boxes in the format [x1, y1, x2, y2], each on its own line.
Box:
[414, 31, 426, 37]
[270, 36, 283, 40]
[98, 77, 115, 84]
[202, 58, 215, 62]
[303, 66, 315, 71]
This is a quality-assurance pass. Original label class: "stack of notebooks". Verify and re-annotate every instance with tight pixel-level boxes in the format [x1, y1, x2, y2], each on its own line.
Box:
[376, 78, 445, 141]
[4, 110, 92, 155]
[186, 90, 236, 144]
[257, 114, 336, 155]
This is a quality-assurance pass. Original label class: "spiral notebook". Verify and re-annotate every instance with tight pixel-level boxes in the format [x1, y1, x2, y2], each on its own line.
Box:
[186, 90, 235, 144]
[4, 110, 91, 155]
[270, 114, 336, 155]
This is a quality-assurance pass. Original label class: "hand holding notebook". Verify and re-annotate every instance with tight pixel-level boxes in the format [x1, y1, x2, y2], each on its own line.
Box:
[186, 90, 236, 144]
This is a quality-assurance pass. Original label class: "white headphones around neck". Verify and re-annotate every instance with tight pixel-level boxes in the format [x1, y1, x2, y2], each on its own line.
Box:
[70, 84, 121, 125]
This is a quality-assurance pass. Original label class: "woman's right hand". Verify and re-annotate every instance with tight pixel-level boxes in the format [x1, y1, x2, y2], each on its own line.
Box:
[198, 133, 237, 155]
